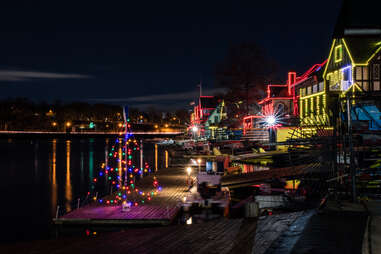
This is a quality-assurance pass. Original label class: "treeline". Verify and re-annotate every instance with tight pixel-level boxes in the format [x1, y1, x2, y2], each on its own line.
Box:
[0, 98, 189, 131]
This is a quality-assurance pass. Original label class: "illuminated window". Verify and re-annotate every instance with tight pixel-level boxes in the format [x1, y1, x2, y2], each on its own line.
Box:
[313, 84, 317, 93]
[363, 67, 369, 80]
[363, 81, 369, 91]
[334, 45, 343, 63]
[319, 82, 324, 92]
[356, 67, 362, 80]
[374, 81, 380, 91]
[373, 64, 380, 80]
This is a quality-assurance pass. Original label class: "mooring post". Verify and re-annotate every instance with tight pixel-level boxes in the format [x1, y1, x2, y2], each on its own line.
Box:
[56, 205, 60, 219]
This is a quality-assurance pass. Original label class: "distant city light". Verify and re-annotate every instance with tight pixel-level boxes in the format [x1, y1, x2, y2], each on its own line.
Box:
[192, 126, 198, 132]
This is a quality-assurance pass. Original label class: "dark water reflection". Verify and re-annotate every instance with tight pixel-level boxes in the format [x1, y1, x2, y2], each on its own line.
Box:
[0, 137, 160, 243]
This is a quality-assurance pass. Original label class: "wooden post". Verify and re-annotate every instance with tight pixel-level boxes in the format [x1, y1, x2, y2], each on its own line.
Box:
[244, 202, 259, 218]
[56, 205, 60, 219]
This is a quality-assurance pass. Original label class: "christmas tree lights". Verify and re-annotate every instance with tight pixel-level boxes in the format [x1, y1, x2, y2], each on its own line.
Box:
[94, 110, 161, 207]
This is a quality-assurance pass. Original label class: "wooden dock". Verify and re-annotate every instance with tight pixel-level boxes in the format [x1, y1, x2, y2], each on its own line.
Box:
[3, 218, 257, 254]
[54, 166, 190, 226]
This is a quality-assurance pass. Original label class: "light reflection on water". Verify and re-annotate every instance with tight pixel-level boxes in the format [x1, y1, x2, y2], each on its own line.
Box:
[89, 138, 94, 192]
[65, 140, 72, 212]
[0, 137, 165, 242]
[51, 139, 57, 217]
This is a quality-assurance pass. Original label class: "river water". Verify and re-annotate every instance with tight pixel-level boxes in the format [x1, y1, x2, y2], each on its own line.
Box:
[0, 137, 164, 243]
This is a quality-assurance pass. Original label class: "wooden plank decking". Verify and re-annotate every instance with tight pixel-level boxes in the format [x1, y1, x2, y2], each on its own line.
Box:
[2, 218, 257, 254]
[54, 166, 191, 225]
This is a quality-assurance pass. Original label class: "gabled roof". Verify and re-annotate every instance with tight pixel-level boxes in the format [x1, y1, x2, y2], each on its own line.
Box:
[344, 37, 381, 63]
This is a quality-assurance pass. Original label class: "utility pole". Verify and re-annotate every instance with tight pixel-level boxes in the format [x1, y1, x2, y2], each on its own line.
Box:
[346, 95, 356, 203]
[246, 83, 249, 115]
[199, 80, 202, 97]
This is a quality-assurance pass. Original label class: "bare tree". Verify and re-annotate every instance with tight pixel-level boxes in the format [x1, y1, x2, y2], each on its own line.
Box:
[215, 42, 278, 116]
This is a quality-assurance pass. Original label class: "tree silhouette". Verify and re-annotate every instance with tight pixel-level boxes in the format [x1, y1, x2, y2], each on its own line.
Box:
[215, 42, 278, 117]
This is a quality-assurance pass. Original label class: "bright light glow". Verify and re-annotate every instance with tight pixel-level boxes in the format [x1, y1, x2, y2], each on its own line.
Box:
[266, 116, 276, 126]
[186, 217, 192, 225]
[186, 167, 192, 176]
[192, 126, 198, 132]
[66, 122, 71, 127]
[197, 158, 201, 164]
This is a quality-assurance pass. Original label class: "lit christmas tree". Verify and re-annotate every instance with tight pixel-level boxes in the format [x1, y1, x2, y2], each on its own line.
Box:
[94, 106, 161, 207]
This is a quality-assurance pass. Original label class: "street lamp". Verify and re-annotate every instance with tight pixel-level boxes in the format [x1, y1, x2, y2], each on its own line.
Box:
[197, 158, 201, 172]
[186, 167, 192, 176]
[266, 115, 276, 127]
[192, 126, 198, 140]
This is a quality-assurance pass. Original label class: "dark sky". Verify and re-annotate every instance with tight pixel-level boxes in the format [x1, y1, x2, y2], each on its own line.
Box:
[0, 1, 343, 109]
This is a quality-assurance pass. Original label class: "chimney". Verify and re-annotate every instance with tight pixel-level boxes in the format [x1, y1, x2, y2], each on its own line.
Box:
[288, 72, 296, 96]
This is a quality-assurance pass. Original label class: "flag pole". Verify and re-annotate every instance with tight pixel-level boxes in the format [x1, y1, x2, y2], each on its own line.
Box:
[199, 80, 202, 97]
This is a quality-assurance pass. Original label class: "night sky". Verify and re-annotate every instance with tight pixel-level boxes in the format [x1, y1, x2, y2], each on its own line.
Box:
[0, 1, 343, 110]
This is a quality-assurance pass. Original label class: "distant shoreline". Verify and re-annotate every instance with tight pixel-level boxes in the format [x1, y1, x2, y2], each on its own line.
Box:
[0, 130, 183, 139]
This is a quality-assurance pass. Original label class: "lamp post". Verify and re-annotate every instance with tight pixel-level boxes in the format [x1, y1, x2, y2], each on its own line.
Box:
[265, 116, 276, 151]
[197, 158, 201, 173]
[192, 126, 198, 140]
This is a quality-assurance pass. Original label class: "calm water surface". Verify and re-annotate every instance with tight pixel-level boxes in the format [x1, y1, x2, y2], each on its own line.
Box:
[0, 137, 164, 243]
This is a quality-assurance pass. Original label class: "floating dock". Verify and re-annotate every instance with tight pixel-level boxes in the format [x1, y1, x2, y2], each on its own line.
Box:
[54, 166, 190, 227]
